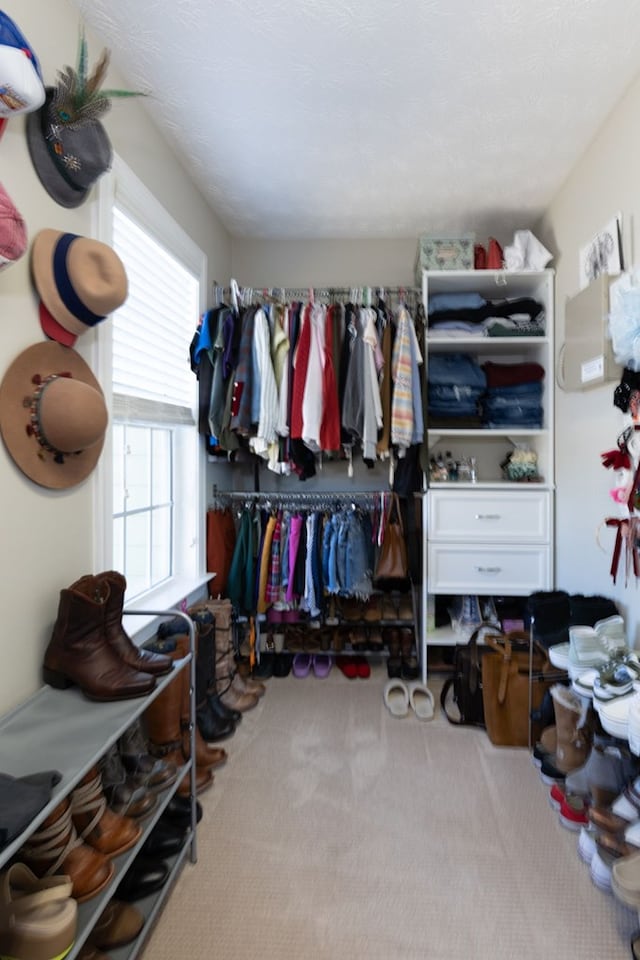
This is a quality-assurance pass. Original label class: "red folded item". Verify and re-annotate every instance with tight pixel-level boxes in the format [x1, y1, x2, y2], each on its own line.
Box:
[482, 361, 545, 388]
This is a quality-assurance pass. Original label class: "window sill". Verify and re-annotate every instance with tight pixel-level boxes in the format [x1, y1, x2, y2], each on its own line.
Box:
[123, 573, 214, 644]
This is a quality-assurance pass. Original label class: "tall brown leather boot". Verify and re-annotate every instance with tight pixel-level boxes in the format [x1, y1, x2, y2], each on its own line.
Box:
[142, 653, 216, 796]
[20, 799, 113, 903]
[99, 571, 174, 677]
[42, 576, 156, 702]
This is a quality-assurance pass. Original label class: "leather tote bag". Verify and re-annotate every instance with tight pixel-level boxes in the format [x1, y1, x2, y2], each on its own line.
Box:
[374, 493, 409, 585]
[481, 630, 556, 747]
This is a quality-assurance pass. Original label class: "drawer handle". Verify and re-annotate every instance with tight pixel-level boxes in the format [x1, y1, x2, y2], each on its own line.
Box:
[475, 566, 502, 574]
[475, 514, 501, 520]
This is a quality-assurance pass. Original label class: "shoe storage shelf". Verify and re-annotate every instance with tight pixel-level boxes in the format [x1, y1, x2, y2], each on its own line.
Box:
[420, 269, 555, 663]
[256, 584, 419, 657]
[0, 609, 198, 960]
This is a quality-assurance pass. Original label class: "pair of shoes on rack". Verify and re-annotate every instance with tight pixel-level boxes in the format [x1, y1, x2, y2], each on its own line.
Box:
[337, 656, 370, 680]
[87, 898, 144, 952]
[383, 679, 434, 720]
[42, 571, 174, 701]
[292, 653, 333, 678]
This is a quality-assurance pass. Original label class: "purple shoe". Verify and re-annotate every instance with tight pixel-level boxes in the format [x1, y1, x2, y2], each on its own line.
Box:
[313, 654, 333, 678]
[292, 653, 312, 678]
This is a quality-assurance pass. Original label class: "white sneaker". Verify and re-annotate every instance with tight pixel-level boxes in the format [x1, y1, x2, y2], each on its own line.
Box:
[590, 849, 613, 892]
[598, 691, 640, 739]
[578, 824, 598, 865]
[568, 626, 611, 680]
[629, 697, 640, 757]
[548, 642, 569, 671]
[594, 615, 627, 653]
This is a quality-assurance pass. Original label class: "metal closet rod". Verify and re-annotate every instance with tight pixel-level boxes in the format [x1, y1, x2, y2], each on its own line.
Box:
[213, 284, 421, 302]
[211, 488, 386, 504]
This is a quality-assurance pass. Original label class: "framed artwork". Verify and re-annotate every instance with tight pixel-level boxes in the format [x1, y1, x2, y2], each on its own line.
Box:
[579, 214, 623, 290]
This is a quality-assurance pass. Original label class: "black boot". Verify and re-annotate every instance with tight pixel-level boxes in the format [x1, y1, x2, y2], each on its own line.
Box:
[192, 615, 237, 742]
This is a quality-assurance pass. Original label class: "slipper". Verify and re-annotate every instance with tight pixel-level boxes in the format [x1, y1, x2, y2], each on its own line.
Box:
[337, 656, 358, 680]
[312, 653, 333, 678]
[354, 655, 371, 679]
[383, 679, 410, 718]
[408, 682, 435, 720]
[292, 653, 312, 678]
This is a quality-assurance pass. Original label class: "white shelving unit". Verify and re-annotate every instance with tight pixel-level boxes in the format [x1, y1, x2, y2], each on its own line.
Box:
[420, 269, 555, 671]
[0, 609, 198, 960]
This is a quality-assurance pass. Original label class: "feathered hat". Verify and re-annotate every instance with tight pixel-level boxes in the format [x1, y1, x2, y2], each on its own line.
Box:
[26, 27, 144, 208]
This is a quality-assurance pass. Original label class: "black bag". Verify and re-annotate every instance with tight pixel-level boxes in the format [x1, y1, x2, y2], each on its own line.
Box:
[440, 627, 490, 727]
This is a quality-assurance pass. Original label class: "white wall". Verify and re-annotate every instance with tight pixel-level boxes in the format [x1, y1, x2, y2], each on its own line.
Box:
[0, 0, 231, 712]
[537, 72, 640, 647]
[231, 238, 418, 289]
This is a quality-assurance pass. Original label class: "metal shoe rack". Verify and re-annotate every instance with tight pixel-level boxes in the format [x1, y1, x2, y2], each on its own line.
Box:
[0, 609, 198, 960]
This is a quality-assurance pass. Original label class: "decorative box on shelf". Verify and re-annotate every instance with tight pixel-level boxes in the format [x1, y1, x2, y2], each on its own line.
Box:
[414, 234, 475, 282]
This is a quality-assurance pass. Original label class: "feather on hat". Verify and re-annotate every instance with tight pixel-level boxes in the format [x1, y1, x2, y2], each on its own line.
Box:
[26, 27, 145, 208]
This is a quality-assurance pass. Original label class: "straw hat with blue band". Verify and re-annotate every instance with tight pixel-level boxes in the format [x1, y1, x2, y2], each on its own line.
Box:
[31, 228, 128, 347]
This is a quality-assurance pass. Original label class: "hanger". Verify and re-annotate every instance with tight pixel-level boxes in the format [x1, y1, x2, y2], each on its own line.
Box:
[229, 278, 240, 313]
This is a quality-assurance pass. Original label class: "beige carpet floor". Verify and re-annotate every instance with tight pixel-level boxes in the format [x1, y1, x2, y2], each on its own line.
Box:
[142, 664, 638, 960]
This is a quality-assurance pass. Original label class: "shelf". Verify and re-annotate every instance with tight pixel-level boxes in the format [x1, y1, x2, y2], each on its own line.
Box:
[69, 774, 194, 960]
[0, 612, 199, 960]
[426, 336, 549, 351]
[428, 481, 552, 491]
[421, 267, 555, 684]
[0, 658, 190, 867]
[90, 842, 193, 960]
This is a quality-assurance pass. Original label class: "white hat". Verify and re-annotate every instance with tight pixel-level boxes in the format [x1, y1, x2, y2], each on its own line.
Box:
[0, 11, 45, 117]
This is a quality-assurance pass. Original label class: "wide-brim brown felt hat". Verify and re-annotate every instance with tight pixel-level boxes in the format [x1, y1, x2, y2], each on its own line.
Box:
[0, 341, 108, 489]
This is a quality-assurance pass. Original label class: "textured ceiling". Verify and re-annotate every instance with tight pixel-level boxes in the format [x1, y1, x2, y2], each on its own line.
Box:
[72, 0, 640, 240]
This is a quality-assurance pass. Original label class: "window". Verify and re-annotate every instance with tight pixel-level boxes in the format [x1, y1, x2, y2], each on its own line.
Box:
[97, 158, 206, 603]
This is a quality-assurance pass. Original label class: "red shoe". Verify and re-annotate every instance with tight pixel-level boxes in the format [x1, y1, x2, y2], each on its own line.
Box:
[337, 656, 358, 680]
[549, 782, 565, 811]
[354, 656, 371, 679]
[559, 795, 589, 831]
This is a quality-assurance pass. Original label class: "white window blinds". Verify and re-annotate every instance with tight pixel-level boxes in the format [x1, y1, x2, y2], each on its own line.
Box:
[112, 207, 198, 425]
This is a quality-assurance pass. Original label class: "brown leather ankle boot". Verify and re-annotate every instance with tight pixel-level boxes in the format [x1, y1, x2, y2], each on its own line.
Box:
[42, 575, 156, 701]
[99, 571, 174, 677]
[20, 799, 113, 903]
[70, 766, 141, 857]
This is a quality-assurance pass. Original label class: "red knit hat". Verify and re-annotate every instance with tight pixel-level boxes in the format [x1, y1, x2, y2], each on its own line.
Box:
[0, 181, 26, 270]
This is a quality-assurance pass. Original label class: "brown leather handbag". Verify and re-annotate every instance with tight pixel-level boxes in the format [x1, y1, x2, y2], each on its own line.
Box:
[481, 630, 556, 747]
[374, 494, 409, 585]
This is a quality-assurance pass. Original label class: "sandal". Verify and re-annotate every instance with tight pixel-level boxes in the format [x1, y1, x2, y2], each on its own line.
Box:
[383, 679, 410, 718]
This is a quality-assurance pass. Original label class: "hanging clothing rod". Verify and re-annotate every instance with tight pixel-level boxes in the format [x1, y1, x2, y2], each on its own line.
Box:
[218, 490, 383, 500]
[212, 284, 421, 305]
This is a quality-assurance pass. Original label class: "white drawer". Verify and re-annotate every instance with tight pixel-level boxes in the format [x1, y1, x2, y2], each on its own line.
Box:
[427, 489, 550, 543]
[428, 543, 551, 595]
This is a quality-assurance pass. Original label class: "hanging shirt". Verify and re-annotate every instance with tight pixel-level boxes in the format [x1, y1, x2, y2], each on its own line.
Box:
[391, 307, 414, 451]
[302, 303, 326, 453]
[249, 307, 279, 459]
[361, 307, 384, 463]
